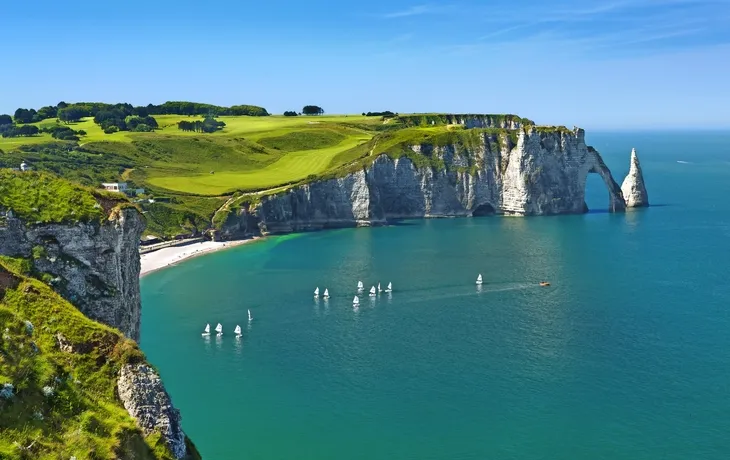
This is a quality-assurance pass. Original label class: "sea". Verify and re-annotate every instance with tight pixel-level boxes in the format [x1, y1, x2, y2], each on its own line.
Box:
[140, 131, 730, 460]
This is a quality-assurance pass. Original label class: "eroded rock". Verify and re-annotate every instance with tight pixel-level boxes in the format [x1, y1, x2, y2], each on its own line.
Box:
[117, 364, 187, 459]
[621, 148, 649, 207]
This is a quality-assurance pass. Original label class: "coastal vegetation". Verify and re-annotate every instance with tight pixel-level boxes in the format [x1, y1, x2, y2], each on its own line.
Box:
[0, 100, 573, 239]
[0, 256, 200, 459]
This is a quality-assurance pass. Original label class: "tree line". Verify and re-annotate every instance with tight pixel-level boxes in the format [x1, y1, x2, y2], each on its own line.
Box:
[177, 117, 226, 133]
[6, 101, 270, 125]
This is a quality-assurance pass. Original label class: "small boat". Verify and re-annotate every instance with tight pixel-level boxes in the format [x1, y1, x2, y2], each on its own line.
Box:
[476, 274, 483, 285]
[369, 286, 376, 297]
[314, 287, 320, 298]
[234, 325, 242, 337]
[215, 323, 223, 336]
[323, 288, 329, 299]
[357, 281, 364, 291]
[377, 282, 382, 292]
[385, 282, 392, 293]
[201, 323, 210, 336]
[539, 281, 551, 287]
[248, 309, 253, 322]
[353, 295, 360, 306]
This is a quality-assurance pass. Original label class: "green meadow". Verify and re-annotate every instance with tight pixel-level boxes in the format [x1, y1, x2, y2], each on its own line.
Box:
[0, 111, 526, 237]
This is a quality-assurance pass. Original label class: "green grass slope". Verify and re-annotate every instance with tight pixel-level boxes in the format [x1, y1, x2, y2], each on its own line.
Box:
[0, 112, 545, 238]
[0, 257, 200, 460]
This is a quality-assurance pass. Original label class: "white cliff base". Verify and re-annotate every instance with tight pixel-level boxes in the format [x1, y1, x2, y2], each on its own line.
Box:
[621, 148, 649, 207]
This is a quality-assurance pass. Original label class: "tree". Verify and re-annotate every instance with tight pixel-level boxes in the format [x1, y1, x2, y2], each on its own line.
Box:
[302, 105, 324, 116]
[283, 111, 298, 117]
[58, 107, 85, 123]
[0, 114, 12, 126]
[13, 108, 37, 124]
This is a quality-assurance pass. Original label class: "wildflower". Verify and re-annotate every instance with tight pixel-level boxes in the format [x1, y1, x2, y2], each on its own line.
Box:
[42, 386, 54, 397]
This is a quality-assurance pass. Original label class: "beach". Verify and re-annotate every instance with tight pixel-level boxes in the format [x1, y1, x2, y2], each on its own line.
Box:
[140, 238, 260, 277]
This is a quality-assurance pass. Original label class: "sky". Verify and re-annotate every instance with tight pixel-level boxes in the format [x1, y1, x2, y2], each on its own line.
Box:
[1, 0, 729, 129]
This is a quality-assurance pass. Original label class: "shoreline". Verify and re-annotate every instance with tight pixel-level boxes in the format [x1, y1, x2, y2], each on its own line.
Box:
[139, 237, 262, 277]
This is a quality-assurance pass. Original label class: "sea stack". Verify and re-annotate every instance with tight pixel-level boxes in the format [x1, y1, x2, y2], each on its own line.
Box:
[621, 148, 649, 207]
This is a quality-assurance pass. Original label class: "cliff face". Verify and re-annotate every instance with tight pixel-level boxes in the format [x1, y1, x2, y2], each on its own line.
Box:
[621, 148, 649, 207]
[0, 207, 144, 341]
[221, 127, 626, 237]
[0, 171, 195, 459]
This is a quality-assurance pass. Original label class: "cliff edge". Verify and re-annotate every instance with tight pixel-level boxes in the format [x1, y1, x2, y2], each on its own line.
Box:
[0, 170, 198, 460]
[218, 123, 628, 238]
[621, 148, 649, 207]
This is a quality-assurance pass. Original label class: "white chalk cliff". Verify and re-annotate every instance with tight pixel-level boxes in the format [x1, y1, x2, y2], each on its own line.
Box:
[221, 124, 629, 237]
[621, 148, 649, 207]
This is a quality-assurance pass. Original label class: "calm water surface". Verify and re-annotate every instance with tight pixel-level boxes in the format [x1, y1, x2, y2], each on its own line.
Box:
[141, 131, 730, 459]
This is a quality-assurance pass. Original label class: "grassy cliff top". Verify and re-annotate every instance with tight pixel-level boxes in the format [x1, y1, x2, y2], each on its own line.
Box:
[0, 257, 198, 459]
[0, 112, 572, 238]
[0, 170, 130, 225]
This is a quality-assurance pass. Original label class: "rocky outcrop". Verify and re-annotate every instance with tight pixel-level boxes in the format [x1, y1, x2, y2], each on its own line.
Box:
[118, 364, 188, 459]
[220, 126, 627, 237]
[0, 207, 144, 340]
[621, 148, 649, 207]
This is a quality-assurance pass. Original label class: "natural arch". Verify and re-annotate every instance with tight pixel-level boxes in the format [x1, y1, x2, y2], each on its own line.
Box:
[472, 203, 496, 216]
[585, 147, 626, 213]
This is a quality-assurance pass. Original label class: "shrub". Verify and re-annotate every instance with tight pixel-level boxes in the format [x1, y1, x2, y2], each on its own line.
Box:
[103, 126, 119, 134]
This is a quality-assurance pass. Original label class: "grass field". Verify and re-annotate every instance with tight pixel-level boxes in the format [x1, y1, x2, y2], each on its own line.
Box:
[0, 111, 531, 238]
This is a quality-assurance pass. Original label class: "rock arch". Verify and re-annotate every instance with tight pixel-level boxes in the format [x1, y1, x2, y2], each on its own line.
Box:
[585, 147, 626, 213]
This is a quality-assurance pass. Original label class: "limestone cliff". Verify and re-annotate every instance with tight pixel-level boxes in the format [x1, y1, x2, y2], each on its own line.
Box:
[220, 126, 627, 237]
[0, 170, 197, 459]
[0, 207, 144, 341]
[621, 148, 649, 207]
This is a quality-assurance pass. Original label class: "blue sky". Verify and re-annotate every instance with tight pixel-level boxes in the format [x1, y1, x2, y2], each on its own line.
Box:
[1, 0, 729, 129]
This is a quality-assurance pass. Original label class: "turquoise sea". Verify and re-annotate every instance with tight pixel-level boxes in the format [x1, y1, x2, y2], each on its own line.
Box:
[141, 131, 730, 460]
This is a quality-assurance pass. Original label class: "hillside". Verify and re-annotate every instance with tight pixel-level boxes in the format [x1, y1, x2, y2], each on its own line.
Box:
[0, 107, 547, 239]
[0, 171, 200, 459]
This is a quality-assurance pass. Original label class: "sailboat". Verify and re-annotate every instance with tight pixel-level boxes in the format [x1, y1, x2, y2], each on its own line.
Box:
[369, 286, 376, 297]
[234, 325, 242, 337]
[353, 295, 360, 307]
[357, 281, 364, 291]
[314, 287, 320, 298]
[377, 282, 382, 293]
[323, 288, 329, 299]
[476, 274, 483, 285]
[215, 323, 223, 336]
[248, 309, 253, 322]
[201, 323, 210, 336]
[385, 282, 392, 293]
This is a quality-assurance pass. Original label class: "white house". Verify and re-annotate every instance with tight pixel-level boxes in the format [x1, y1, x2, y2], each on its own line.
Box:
[101, 182, 128, 193]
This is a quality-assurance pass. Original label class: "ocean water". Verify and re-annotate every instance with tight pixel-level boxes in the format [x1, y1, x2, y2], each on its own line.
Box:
[141, 131, 730, 460]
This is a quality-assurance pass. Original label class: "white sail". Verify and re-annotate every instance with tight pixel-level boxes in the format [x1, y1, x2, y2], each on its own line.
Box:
[215, 323, 223, 335]
[202, 323, 210, 335]
[248, 309, 252, 321]
[323, 288, 329, 298]
[378, 283, 382, 292]
[476, 274, 483, 285]
[369, 286, 376, 296]
[353, 296, 359, 305]
[385, 282, 392, 292]
[314, 287, 319, 297]
[357, 281, 364, 290]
